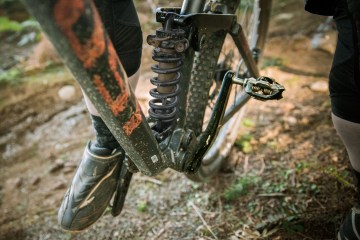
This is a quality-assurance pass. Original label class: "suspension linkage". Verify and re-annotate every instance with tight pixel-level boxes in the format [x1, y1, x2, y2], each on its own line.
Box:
[230, 73, 285, 101]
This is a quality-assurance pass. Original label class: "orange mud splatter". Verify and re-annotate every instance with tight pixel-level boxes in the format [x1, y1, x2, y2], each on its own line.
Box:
[108, 42, 128, 93]
[53, 0, 105, 69]
[123, 102, 142, 135]
[93, 75, 128, 116]
[54, 0, 141, 135]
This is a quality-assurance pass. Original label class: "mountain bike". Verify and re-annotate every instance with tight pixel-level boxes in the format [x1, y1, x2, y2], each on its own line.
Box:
[22, 0, 284, 216]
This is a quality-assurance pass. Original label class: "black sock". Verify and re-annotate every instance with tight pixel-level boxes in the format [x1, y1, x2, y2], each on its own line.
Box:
[89, 114, 120, 156]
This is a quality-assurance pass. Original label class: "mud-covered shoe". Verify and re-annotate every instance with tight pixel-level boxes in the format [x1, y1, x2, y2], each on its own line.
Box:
[58, 141, 124, 231]
[338, 205, 360, 240]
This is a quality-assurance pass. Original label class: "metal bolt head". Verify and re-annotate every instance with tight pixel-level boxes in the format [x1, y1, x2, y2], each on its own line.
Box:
[175, 42, 185, 52]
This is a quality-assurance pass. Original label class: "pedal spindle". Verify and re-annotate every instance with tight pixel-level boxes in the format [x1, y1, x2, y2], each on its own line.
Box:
[147, 15, 189, 132]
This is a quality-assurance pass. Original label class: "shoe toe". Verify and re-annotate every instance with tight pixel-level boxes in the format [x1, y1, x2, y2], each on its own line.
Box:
[57, 143, 123, 231]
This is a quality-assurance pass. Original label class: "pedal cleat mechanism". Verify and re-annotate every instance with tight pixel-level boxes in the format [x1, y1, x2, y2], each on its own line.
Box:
[231, 74, 285, 101]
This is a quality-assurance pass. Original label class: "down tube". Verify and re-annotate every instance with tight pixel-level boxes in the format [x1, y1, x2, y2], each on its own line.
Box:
[22, 0, 165, 176]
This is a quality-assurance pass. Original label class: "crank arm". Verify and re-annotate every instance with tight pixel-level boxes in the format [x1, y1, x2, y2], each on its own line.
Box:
[184, 71, 234, 173]
[183, 71, 285, 173]
[111, 158, 133, 217]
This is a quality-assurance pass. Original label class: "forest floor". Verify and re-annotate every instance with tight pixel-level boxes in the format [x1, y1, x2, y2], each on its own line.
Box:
[0, 1, 355, 239]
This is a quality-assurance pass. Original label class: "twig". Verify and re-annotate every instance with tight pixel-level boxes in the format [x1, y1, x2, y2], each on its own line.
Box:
[140, 216, 158, 237]
[133, 175, 163, 185]
[218, 195, 223, 219]
[243, 156, 249, 174]
[257, 193, 286, 197]
[151, 228, 165, 240]
[311, 197, 326, 209]
[258, 157, 266, 174]
[189, 201, 218, 240]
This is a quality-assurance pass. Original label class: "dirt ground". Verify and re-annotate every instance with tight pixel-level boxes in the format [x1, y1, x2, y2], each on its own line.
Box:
[0, 1, 356, 239]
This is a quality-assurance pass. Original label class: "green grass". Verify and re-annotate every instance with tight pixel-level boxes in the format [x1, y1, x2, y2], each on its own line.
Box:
[0, 17, 39, 33]
[323, 167, 353, 188]
[261, 57, 284, 69]
[0, 16, 22, 32]
[235, 133, 254, 153]
[0, 68, 22, 85]
[136, 201, 148, 212]
[224, 175, 260, 202]
[242, 118, 256, 128]
[0, 64, 70, 87]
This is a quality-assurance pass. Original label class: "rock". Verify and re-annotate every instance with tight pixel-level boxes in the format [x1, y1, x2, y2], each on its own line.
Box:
[282, 102, 296, 112]
[44, 198, 56, 207]
[285, 116, 297, 126]
[58, 85, 76, 101]
[31, 176, 41, 186]
[6, 177, 23, 189]
[310, 81, 328, 92]
[300, 117, 310, 125]
[64, 161, 77, 168]
[113, 231, 120, 238]
[311, 31, 337, 54]
[62, 161, 77, 174]
[52, 181, 66, 190]
[275, 13, 294, 21]
[63, 167, 75, 174]
[49, 159, 65, 173]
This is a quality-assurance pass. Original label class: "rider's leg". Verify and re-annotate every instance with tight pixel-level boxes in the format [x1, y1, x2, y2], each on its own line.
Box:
[334, 114, 360, 240]
[334, 112, 360, 240]
[332, 114, 360, 173]
[82, 0, 143, 156]
[330, 11, 360, 239]
[83, 70, 140, 155]
[58, 0, 142, 231]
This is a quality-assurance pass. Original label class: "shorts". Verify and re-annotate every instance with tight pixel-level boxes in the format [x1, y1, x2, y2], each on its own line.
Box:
[329, 18, 360, 123]
[94, 0, 143, 77]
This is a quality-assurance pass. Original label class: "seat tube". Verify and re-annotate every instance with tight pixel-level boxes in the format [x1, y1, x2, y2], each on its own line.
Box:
[180, 0, 206, 14]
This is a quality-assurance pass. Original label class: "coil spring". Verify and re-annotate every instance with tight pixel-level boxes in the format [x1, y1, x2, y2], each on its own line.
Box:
[148, 45, 183, 131]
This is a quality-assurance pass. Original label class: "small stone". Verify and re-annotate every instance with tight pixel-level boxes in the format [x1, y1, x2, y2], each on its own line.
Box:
[282, 102, 296, 112]
[113, 231, 119, 238]
[44, 198, 56, 206]
[63, 167, 75, 174]
[58, 85, 76, 101]
[275, 13, 294, 21]
[310, 81, 328, 92]
[311, 32, 337, 54]
[62, 161, 77, 174]
[64, 161, 77, 168]
[49, 159, 65, 173]
[274, 108, 283, 115]
[300, 117, 310, 125]
[52, 181, 66, 190]
[285, 116, 297, 126]
[6, 177, 23, 189]
[31, 176, 41, 186]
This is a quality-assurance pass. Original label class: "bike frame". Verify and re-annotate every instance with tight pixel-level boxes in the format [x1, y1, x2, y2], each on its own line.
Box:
[22, 0, 260, 176]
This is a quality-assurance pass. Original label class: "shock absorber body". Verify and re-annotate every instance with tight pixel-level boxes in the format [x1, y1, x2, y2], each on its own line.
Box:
[147, 15, 189, 135]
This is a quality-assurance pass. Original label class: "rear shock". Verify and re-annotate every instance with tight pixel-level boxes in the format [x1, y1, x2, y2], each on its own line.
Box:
[147, 14, 189, 135]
